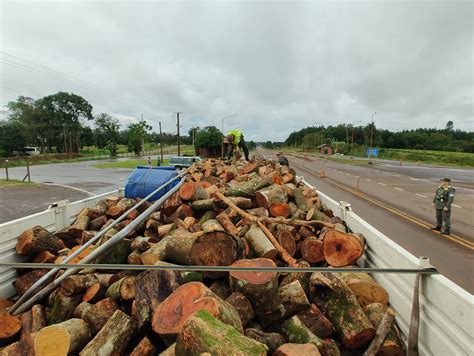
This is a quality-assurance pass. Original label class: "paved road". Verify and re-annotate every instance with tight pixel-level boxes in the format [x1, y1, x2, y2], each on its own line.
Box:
[261, 149, 473, 292]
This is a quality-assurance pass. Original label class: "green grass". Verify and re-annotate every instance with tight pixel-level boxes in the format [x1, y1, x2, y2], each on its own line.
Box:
[377, 148, 474, 167]
[0, 179, 41, 187]
[93, 159, 170, 169]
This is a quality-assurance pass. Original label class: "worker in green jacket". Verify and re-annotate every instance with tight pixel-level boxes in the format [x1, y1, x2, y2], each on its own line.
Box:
[431, 178, 455, 235]
[226, 130, 250, 161]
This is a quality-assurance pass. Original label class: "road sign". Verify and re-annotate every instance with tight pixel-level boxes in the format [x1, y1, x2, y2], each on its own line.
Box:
[367, 148, 379, 157]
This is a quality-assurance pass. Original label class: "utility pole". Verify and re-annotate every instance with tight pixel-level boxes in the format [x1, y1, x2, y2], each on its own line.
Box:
[351, 125, 355, 158]
[370, 112, 376, 149]
[176, 112, 181, 157]
[159, 121, 164, 164]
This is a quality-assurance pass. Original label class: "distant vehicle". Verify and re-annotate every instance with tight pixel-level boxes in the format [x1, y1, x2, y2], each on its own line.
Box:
[12, 147, 41, 156]
[169, 156, 202, 169]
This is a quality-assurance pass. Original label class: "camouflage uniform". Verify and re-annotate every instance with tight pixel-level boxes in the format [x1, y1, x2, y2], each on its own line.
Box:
[433, 183, 455, 234]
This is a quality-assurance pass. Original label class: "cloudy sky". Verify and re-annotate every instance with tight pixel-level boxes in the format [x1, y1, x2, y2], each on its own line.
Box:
[0, 0, 472, 141]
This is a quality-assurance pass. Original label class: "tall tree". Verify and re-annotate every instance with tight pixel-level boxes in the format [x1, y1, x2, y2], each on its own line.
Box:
[194, 126, 222, 149]
[95, 113, 121, 156]
[0, 121, 28, 156]
[127, 119, 152, 155]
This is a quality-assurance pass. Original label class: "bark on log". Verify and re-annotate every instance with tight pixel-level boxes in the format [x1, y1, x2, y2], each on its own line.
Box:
[175, 309, 267, 355]
[106, 198, 134, 219]
[296, 303, 335, 339]
[280, 316, 340, 356]
[34, 318, 92, 356]
[191, 230, 244, 278]
[301, 237, 325, 264]
[61, 274, 99, 296]
[131, 236, 152, 252]
[87, 200, 108, 219]
[293, 188, 309, 212]
[46, 289, 83, 325]
[94, 239, 131, 265]
[0, 333, 37, 356]
[363, 303, 405, 356]
[209, 279, 232, 300]
[179, 182, 210, 201]
[152, 282, 243, 341]
[161, 192, 183, 217]
[217, 197, 253, 210]
[134, 269, 180, 329]
[81, 298, 120, 334]
[18, 304, 46, 341]
[280, 260, 311, 294]
[79, 310, 137, 356]
[201, 218, 224, 232]
[255, 185, 288, 209]
[306, 208, 330, 223]
[322, 230, 365, 267]
[12, 269, 49, 296]
[229, 258, 280, 317]
[130, 335, 159, 356]
[341, 271, 389, 307]
[244, 328, 285, 354]
[140, 235, 172, 265]
[190, 198, 216, 212]
[164, 229, 201, 265]
[273, 343, 321, 356]
[309, 272, 375, 350]
[244, 224, 279, 259]
[216, 212, 239, 235]
[105, 276, 136, 300]
[226, 292, 255, 327]
[68, 209, 91, 238]
[73, 302, 92, 319]
[16, 226, 63, 257]
[277, 230, 296, 256]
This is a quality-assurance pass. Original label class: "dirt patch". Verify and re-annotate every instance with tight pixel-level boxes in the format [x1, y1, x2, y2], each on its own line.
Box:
[0, 184, 89, 223]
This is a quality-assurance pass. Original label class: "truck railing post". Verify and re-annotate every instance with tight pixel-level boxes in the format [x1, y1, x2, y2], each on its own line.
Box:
[48, 200, 71, 231]
[339, 201, 352, 221]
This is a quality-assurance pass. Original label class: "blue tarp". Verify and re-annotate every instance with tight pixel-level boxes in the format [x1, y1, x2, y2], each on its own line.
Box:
[124, 166, 179, 201]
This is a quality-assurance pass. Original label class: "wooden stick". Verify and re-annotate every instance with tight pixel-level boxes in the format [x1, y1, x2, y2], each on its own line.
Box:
[362, 308, 396, 356]
[257, 221, 297, 267]
[215, 192, 256, 222]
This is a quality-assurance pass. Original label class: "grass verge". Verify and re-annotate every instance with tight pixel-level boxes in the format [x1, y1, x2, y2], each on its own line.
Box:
[0, 179, 41, 187]
[93, 159, 170, 169]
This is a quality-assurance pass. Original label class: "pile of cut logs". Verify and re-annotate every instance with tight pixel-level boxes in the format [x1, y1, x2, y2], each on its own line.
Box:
[0, 158, 406, 356]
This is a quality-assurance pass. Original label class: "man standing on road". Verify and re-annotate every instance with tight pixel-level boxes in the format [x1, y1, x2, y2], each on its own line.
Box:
[226, 130, 250, 161]
[431, 178, 455, 235]
[276, 152, 289, 167]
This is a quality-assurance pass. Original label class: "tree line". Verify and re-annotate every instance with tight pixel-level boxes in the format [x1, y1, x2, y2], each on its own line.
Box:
[283, 122, 474, 153]
[0, 92, 197, 157]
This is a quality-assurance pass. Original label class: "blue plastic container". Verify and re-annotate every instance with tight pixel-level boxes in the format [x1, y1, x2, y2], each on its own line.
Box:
[124, 166, 179, 201]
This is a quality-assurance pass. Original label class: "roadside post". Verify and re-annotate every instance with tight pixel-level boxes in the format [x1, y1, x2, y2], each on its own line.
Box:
[5, 160, 9, 181]
[26, 159, 31, 182]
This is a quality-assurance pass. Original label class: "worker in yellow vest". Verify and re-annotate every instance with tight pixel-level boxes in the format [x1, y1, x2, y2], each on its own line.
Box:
[226, 130, 250, 161]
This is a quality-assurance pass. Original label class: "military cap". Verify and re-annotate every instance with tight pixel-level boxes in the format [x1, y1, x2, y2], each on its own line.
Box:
[440, 178, 451, 182]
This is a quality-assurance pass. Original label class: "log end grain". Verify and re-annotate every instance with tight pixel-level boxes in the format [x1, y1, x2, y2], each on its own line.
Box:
[0, 314, 21, 340]
[230, 258, 277, 285]
[273, 343, 321, 356]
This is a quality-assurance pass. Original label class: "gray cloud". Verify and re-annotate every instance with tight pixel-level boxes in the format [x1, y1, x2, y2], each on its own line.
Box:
[1, 1, 472, 141]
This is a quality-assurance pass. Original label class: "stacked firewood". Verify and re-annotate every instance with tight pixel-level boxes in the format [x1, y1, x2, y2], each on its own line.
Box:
[0, 158, 406, 356]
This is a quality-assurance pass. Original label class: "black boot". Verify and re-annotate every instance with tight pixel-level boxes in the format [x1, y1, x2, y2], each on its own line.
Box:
[430, 226, 441, 231]
[441, 229, 450, 235]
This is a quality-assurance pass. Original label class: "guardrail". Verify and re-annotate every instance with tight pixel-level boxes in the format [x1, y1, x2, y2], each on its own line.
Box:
[0, 189, 123, 297]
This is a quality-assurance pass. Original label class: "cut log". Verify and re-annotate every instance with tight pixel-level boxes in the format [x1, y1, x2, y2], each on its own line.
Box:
[244, 224, 279, 259]
[244, 328, 285, 354]
[301, 237, 325, 264]
[229, 258, 280, 317]
[226, 292, 255, 327]
[277, 229, 296, 256]
[79, 310, 137, 356]
[363, 303, 405, 356]
[105, 276, 136, 300]
[241, 162, 260, 175]
[217, 196, 253, 210]
[68, 209, 91, 238]
[78, 231, 96, 245]
[81, 298, 120, 334]
[306, 208, 330, 223]
[255, 184, 288, 209]
[94, 239, 131, 265]
[89, 215, 108, 231]
[128, 249, 143, 265]
[0, 299, 13, 314]
[16, 226, 63, 257]
[270, 202, 291, 218]
[18, 304, 46, 341]
[34, 318, 92, 356]
[152, 282, 243, 341]
[0, 314, 21, 345]
[73, 302, 92, 319]
[130, 335, 159, 356]
[87, 200, 108, 219]
[140, 234, 172, 265]
[179, 182, 209, 201]
[0, 332, 38, 355]
[106, 198, 134, 219]
[175, 309, 267, 355]
[66, 244, 94, 264]
[273, 343, 321, 356]
[280, 260, 311, 294]
[134, 269, 181, 329]
[191, 230, 244, 278]
[258, 280, 310, 327]
[161, 192, 183, 217]
[216, 212, 239, 235]
[280, 316, 340, 356]
[190, 198, 216, 212]
[293, 188, 309, 212]
[246, 207, 269, 217]
[131, 236, 152, 252]
[164, 229, 202, 265]
[61, 274, 99, 296]
[296, 303, 335, 339]
[309, 272, 375, 350]
[46, 289, 83, 325]
[82, 282, 105, 304]
[209, 279, 232, 300]
[341, 271, 389, 307]
[12, 269, 49, 296]
[298, 225, 316, 239]
[201, 218, 224, 232]
[322, 230, 365, 267]
[33, 250, 57, 263]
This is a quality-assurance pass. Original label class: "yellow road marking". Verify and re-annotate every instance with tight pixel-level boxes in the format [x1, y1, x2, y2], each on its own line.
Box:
[290, 158, 474, 251]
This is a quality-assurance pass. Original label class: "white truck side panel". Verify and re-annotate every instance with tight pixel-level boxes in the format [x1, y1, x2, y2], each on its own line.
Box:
[0, 190, 122, 297]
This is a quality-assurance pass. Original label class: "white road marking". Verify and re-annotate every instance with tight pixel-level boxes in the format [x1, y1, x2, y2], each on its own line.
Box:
[365, 179, 372, 182]
[378, 182, 386, 186]
[416, 193, 428, 198]
[43, 183, 96, 196]
[410, 177, 420, 181]
[120, 177, 126, 180]
[395, 187, 404, 191]
[355, 175, 360, 178]
[345, 172, 350, 176]
[452, 204, 462, 208]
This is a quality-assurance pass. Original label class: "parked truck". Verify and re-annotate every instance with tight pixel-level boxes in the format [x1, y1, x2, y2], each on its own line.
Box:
[0, 164, 472, 354]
